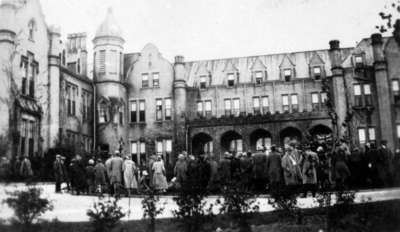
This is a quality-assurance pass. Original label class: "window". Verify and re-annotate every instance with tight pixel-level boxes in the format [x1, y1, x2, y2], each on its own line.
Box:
[368, 128, 376, 142]
[262, 96, 269, 113]
[354, 84, 362, 106]
[131, 141, 138, 162]
[153, 73, 159, 87]
[67, 62, 77, 73]
[256, 137, 272, 151]
[358, 128, 366, 144]
[139, 100, 145, 122]
[284, 69, 292, 82]
[28, 20, 35, 41]
[142, 73, 149, 88]
[140, 142, 146, 154]
[199, 76, 207, 89]
[229, 139, 243, 153]
[98, 50, 106, 73]
[156, 141, 163, 155]
[224, 99, 232, 116]
[312, 93, 319, 111]
[66, 84, 77, 116]
[321, 92, 328, 104]
[165, 98, 172, 120]
[20, 57, 28, 95]
[364, 84, 372, 106]
[77, 58, 81, 74]
[130, 101, 137, 123]
[109, 50, 118, 73]
[165, 139, 172, 153]
[205, 100, 212, 117]
[393, 80, 400, 93]
[21, 53, 37, 98]
[119, 106, 124, 125]
[20, 119, 26, 156]
[197, 101, 203, 116]
[313, 66, 321, 80]
[255, 71, 263, 85]
[227, 73, 235, 87]
[291, 94, 298, 112]
[233, 98, 240, 116]
[99, 103, 108, 123]
[253, 97, 260, 114]
[156, 99, 163, 121]
[82, 91, 91, 121]
[397, 125, 400, 139]
[355, 55, 363, 67]
[71, 86, 76, 116]
[282, 95, 289, 112]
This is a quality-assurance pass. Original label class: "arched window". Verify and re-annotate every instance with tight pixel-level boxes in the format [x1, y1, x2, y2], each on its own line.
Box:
[98, 102, 108, 123]
[28, 20, 35, 41]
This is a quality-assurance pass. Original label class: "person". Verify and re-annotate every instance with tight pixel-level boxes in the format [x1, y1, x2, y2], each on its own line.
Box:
[393, 149, 400, 187]
[301, 147, 318, 197]
[333, 149, 351, 190]
[316, 146, 330, 189]
[281, 142, 302, 190]
[105, 154, 113, 194]
[266, 145, 283, 190]
[123, 154, 138, 196]
[348, 147, 364, 188]
[19, 155, 33, 181]
[152, 156, 168, 192]
[86, 159, 96, 194]
[240, 151, 253, 190]
[230, 151, 241, 180]
[148, 155, 157, 187]
[198, 154, 211, 191]
[173, 154, 187, 189]
[139, 170, 151, 193]
[108, 151, 124, 196]
[252, 149, 267, 192]
[69, 155, 87, 195]
[53, 154, 68, 193]
[218, 152, 232, 186]
[377, 140, 394, 187]
[94, 158, 107, 194]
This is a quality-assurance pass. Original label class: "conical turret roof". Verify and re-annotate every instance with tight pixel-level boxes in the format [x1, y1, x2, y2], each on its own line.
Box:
[95, 7, 123, 39]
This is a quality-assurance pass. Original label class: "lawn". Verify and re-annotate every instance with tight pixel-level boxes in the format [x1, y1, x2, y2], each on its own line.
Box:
[1, 200, 399, 232]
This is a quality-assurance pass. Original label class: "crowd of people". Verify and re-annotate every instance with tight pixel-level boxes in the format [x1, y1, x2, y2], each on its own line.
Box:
[1, 139, 400, 197]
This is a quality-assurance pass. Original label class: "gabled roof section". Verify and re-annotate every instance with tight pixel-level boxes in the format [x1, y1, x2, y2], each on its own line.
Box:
[279, 55, 295, 68]
[196, 62, 210, 75]
[309, 52, 325, 65]
[250, 57, 267, 71]
[223, 59, 239, 72]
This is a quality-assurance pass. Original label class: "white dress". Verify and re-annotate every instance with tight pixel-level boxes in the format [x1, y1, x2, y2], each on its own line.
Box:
[123, 160, 138, 189]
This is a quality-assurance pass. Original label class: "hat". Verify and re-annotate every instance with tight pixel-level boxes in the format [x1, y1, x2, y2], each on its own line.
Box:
[56, 154, 61, 159]
[142, 170, 148, 176]
[88, 159, 94, 165]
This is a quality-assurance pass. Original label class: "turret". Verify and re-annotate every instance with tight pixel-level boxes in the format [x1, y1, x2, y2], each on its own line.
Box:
[93, 8, 127, 153]
[328, 40, 347, 139]
[173, 55, 187, 153]
[371, 33, 395, 149]
[48, 26, 62, 147]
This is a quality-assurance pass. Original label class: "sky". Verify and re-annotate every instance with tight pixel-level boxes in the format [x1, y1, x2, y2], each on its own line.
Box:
[40, 0, 393, 62]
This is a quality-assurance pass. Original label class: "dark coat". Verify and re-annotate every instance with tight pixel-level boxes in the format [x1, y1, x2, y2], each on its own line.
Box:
[173, 159, 187, 186]
[53, 160, 68, 183]
[69, 159, 87, 190]
[208, 159, 219, 190]
[94, 162, 107, 186]
[252, 152, 267, 179]
[218, 157, 232, 184]
[266, 151, 282, 183]
[240, 156, 253, 183]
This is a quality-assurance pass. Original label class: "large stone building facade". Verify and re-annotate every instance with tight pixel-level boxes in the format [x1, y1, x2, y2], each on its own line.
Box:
[2, 0, 400, 171]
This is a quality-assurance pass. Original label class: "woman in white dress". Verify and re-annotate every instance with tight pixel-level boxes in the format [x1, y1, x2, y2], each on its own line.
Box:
[152, 156, 168, 192]
[123, 154, 138, 196]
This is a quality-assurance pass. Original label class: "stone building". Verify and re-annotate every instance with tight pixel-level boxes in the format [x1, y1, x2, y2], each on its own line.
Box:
[2, 1, 400, 172]
[0, 0, 94, 161]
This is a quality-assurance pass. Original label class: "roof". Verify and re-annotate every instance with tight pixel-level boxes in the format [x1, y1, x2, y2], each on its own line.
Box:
[94, 7, 123, 39]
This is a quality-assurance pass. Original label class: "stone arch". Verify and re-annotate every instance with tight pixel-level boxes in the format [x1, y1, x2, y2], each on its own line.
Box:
[220, 130, 243, 153]
[280, 127, 302, 146]
[249, 128, 272, 152]
[309, 124, 332, 144]
[191, 132, 213, 156]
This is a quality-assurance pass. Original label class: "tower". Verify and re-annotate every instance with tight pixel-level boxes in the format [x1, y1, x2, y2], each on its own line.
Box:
[93, 8, 127, 153]
[173, 55, 187, 153]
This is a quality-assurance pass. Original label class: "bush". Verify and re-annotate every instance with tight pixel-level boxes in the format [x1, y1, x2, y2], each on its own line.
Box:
[218, 180, 259, 232]
[86, 196, 125, 232]
[3, 187, 53, 231]
[268, 185, 303, 224]
[142, 189, 165, 232]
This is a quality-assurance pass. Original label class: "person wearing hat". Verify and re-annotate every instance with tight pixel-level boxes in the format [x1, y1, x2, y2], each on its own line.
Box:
[85, 159, 96, 194]
[266, 145, 283, 190]
[281, 143, 302, 189]
[218, 152, 232, 186]
[173, 154, 187, 189]
[53, 154, 68, 193]
[19, 154, 33, 182]
[252, 148, 268, 193]
[377, 140, 394, 187]
[109, 151, 124, 196]
[151, 155, 168, 192]
[122, 154, 138, 196]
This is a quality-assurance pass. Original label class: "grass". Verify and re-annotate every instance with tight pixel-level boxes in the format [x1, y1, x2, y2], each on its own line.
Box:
[1, 200, 399, 232]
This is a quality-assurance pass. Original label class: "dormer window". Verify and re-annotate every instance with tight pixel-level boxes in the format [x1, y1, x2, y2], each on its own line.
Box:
[255, 71, 263, 85]
[199, 76, 207, 89]
[313, 66, 321, 80]
[284, 69, 292, 82]
[227, 73, 236, 87]
[355, 55, 363, 67]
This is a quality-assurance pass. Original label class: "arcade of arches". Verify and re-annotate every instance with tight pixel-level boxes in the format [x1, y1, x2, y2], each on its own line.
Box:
[190, 124, 332, 157]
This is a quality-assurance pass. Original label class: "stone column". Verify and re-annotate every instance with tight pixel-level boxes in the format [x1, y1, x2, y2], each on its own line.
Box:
[173, 56, 187, 158]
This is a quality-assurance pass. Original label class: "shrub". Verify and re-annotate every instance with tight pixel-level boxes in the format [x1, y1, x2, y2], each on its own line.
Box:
[218, 180, 259, 232]
[3, 187, 53, 231]
[87, 196, 125, 232]
[142, 189, 165, 232]
[268, 185, 303, 225]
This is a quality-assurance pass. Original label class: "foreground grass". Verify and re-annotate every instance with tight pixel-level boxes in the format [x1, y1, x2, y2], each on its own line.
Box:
[1, 200, 400, 232]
